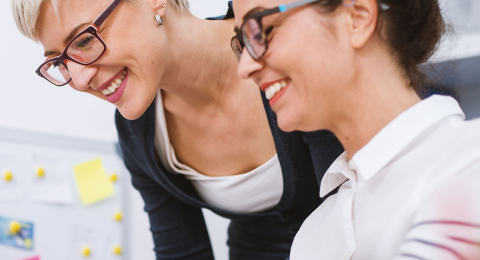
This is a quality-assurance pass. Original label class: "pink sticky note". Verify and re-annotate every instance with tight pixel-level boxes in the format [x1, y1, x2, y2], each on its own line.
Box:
[19, 256, 40, 260]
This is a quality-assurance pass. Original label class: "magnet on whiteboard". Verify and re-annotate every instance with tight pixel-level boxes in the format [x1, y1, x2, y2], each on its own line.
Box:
[4, 171, 13, 182]
[113, 245, 122, 255]
[9, 221, 21, 234]
[36, 167, 45, 178]
[24, 238, 32, 249]
[110, 173, 118, 182]
[82, 246, 91, 257]
[114, 211, 123, 222]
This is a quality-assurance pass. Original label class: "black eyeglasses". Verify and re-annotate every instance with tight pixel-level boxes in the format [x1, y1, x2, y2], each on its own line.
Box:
[231, 0, 360, 61]
[35, 0, 122, 86]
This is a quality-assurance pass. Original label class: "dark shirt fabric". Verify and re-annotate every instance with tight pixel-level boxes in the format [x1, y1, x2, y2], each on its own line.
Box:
[115, 3, 344, 260]
[206, 1, 235, 20]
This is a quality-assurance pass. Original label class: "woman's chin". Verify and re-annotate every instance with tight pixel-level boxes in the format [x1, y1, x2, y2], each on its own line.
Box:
[117, 90, 157, 120]
[276, 110, 304, 133]
[118, 105, 147, 120]
[276, 109, 324, 132]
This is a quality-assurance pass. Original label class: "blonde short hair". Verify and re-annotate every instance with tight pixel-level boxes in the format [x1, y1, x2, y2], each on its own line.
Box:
[12, 0, 190, 42]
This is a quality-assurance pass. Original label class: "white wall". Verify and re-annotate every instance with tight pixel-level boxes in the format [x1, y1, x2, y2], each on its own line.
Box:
[432, 0, 480, 62]
[0, 1, 230, 260]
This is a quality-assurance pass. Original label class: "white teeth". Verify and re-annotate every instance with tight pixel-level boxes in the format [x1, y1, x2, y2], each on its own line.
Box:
[265, 86, 276, 100]
[273, 83, 282, 91]
[265, 80, 289, 101]
[101, 69, 127, 96]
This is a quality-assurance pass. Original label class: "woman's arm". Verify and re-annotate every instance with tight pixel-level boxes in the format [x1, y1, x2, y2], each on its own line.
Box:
[123, 149, 215, 260]
[393, 166, 480, 260]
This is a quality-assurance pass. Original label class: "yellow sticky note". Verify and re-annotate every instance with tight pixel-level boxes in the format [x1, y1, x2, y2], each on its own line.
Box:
[74, 158, 115, 206]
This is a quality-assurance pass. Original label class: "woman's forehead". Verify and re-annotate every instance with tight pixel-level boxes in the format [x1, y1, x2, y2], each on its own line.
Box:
[232, 0, 296, 27]
[38, 0, 109, 33]
[36, 0, 108, 52]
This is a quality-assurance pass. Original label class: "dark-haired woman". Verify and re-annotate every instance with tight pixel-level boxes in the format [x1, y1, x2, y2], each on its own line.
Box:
[232, 0, 480, 259]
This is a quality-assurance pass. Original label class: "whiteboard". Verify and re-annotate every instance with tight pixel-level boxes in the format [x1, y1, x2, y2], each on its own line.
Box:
[0, 127, 129, 260]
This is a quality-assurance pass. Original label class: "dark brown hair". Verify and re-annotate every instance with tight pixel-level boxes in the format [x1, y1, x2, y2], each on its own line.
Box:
[315, 0, 446, 94]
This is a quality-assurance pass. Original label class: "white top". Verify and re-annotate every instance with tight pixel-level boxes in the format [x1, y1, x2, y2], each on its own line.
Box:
[290, 95, 480, 260]
[154, 90, 284, 214]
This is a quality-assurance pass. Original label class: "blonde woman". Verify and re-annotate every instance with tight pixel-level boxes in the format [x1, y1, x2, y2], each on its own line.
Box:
[12, 0, 343, 259]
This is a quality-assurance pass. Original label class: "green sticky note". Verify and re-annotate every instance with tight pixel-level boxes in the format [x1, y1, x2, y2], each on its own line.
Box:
[74, 158, 114, 206]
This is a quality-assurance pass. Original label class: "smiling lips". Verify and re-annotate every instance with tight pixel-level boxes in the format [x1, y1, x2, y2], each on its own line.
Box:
[259, 78, 291, 106]
[99, 69, 127, 96]
[264, 80, 289, 100]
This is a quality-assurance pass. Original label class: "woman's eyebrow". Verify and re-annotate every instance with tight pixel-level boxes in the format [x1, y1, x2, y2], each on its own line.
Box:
[43, 21, 92, 57]
[63, 22, 92, 44]
[43, 50, 59, 57]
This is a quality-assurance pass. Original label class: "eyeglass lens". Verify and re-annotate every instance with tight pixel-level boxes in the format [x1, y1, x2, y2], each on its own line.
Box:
[243, 18, 267, 60]
[39, 31, 105, 85]
[67, 32, 105, 64]
[231, 37, 243, 61]
[40, 60, 70, 86]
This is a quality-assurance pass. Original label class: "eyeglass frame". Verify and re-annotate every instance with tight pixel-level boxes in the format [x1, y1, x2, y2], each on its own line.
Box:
[231, 0, 357, 61]
[35, 0, 122, 86]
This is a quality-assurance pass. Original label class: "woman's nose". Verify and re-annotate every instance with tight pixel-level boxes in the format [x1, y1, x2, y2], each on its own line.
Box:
[237, 49, 264, 79]
[66, 61, 97, 91]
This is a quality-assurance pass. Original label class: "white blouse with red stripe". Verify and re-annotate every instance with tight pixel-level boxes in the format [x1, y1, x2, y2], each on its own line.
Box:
[290, 95, 480, 260]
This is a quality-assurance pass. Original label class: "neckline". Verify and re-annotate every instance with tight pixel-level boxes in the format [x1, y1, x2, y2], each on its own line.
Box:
[155, 90, 279, 179]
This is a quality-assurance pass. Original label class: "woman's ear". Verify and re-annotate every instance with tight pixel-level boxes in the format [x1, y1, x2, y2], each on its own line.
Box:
[149, 0, 167, 17]
[347, 0, 379, 49]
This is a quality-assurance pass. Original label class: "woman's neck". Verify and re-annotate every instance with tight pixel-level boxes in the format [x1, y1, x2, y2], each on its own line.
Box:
[159, 12, 243, 111]
[329, 48, 421, 161]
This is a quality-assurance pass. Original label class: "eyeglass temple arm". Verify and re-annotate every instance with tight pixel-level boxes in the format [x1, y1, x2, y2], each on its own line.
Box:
[93, 0, 122, 28]
[279, 0, 321, 12]
[282, 0, 389, 12]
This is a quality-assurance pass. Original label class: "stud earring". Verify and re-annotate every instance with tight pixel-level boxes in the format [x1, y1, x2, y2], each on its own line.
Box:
[163, 4, 166, 8]
[155, 14, 164, 26]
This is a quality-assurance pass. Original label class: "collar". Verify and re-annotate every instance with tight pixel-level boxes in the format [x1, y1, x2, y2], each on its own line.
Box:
[319, 152, 351, 198]
[320, 95, 465, 198]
